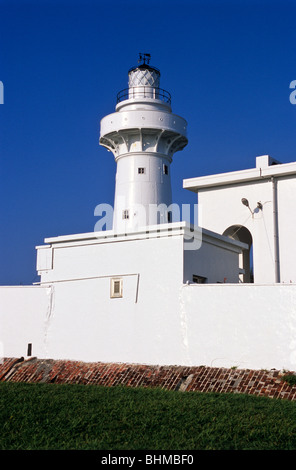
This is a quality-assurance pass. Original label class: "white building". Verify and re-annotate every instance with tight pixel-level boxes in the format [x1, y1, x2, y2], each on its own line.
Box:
[1, 56, 296, 371]
[184, 154, 296, 284]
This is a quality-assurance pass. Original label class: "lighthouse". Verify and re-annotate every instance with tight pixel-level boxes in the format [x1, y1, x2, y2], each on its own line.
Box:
[99, 54, 188, 232]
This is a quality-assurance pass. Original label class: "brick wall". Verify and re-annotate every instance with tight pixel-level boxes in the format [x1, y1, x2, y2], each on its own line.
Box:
[1, 357, 296, 400]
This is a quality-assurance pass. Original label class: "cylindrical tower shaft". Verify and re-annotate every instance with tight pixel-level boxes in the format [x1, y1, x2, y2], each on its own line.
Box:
[99, 56, 188, 232]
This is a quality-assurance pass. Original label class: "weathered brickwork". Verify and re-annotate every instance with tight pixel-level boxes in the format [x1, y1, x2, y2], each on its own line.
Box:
[1, 357, 296, 400]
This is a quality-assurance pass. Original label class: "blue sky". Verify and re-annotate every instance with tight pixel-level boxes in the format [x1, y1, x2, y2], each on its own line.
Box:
[0, 0, 295, 285]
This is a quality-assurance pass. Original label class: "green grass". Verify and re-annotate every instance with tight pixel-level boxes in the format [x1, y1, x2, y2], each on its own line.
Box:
[1, 382, 296, 450]
[282, 374, 296, 387]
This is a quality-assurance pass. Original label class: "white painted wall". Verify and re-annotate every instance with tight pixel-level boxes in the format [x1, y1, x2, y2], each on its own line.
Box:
[180, 283, 296, 371]
[185, 158, 296, 284]
[38, 228, 184, 285]
[37, 233, 186, 365]
[3, 223, 294, 371]
[1, 273, 296, 370]
[31, 223, 245, 364]
[3, 282, 294, 371]
[277, 176, 296, 282]
[113, 152, 173, 231]
[0, 286, 50, 359]
[197, 180, 275, 283]
[44, 279, 296, 371]
[183, 229, 243, 284]
[37, 223, 244, 285]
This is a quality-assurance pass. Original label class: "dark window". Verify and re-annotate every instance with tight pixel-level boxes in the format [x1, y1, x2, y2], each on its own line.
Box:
[27, 343, 32, 356]
[163, 164, 168, 175]
[122, 210, 129, 220]
[113, 280, 121, 294]
[192, 275, 207, 284]
[138, 167, 145, 174]
[168, 211, 172, 223]
[110, 278, 123, 298]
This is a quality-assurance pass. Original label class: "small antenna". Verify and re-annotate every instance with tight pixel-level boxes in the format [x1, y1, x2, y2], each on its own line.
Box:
[138, 53, 151, 65]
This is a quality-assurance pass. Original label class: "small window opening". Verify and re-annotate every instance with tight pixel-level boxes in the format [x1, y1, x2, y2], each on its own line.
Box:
[122, 210, 129, 220]
[110, 278, 123, 298]
[27, 343, 32, 356]
[138, 167, 145, 174]
[163, 164, 169, 175]
[192, 275, 207, 284]
[168, 211, 172, 223]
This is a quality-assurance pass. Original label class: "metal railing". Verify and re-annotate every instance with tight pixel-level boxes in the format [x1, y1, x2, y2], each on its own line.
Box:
[117, 87, 171, 104]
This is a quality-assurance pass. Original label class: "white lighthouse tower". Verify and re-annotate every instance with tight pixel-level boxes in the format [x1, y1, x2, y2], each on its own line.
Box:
[100, 54, 188, 232]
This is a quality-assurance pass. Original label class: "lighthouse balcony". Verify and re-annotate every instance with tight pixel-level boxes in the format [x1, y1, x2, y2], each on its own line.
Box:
[117, 86, 171, 104]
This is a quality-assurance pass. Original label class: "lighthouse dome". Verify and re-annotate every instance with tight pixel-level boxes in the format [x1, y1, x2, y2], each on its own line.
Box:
[128, 64, 160, 88]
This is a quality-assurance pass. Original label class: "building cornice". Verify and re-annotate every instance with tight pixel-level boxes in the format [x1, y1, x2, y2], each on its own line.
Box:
[183, 160, 296, 192]
[36, 221, 247, 253]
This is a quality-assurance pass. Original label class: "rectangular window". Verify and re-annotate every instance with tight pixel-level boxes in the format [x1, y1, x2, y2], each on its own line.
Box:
[138, 167, 145, 174]
[110, 278, 123, 298]
[168, 211, 172, 223]
[122, 210, 129, 220]
[192, 275, 207, 284]
[163, 164, 169, 175]
[27, 343, 32, 356]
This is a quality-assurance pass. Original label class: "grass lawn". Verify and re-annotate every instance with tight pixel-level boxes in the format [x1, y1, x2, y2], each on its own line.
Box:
[1, 382, 296, 450]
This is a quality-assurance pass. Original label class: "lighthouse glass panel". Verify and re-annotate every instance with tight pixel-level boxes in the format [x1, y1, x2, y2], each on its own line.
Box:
[128, 69, 160, 88]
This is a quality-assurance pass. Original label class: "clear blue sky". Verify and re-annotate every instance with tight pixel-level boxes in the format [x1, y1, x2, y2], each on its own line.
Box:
[0, 0, 295, 285]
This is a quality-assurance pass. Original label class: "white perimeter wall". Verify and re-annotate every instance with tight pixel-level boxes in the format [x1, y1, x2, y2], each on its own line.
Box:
[44, 282, 296, 370]
[180, 283, 296, 371]
[1, 274, 296, 371]
[0, 286, 50, 359]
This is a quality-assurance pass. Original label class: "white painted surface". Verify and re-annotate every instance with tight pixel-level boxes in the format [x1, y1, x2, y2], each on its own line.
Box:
[183, 156, 296, 190]
[184, 156, 296, 284]
[2, 232, 296, 371]
[36, 222, 245, 285]
[2, 282, 295, 371]
[196, 179, 276, 283]
[36, 232, 186, 364]
[113, 153, 173, 231]
[44, 282, 296, 370]
[180, 283, 296, 371]
[99, 63, 188, 232]
[0, 286, 50, 359]
[25, 223, 246, 364]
